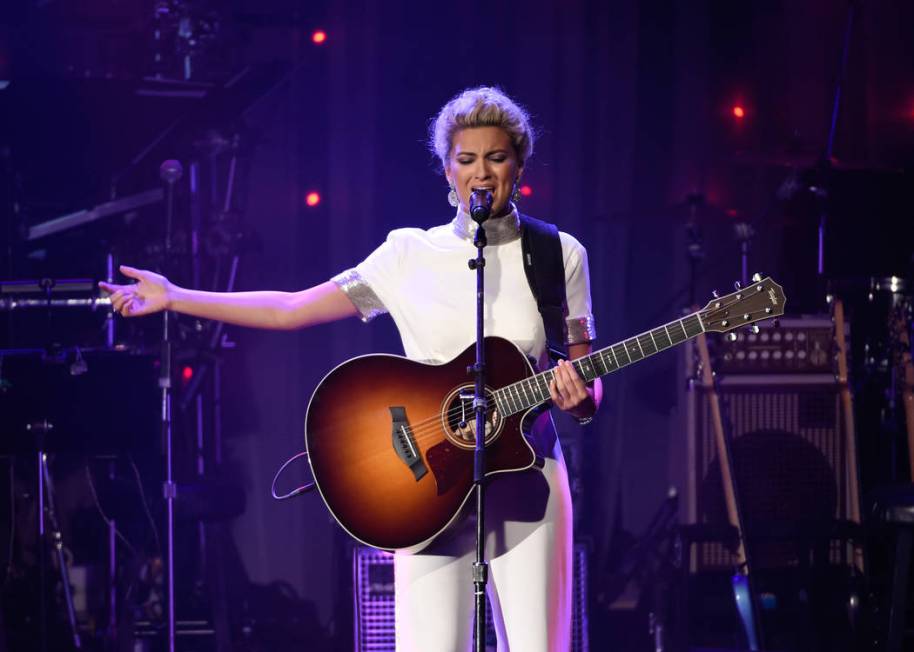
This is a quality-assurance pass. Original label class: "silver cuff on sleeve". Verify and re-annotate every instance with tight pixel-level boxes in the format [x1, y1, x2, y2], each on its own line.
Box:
[566, 314, 596, 344]
[331, 269, 387, 323]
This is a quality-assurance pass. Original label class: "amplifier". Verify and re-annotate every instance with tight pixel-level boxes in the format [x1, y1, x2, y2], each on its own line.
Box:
[711, 316, 844, 375]
[353, 544, 590, 651]
[681, 317, 854, 572]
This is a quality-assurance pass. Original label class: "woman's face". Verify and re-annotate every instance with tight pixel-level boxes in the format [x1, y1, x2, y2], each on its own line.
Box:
[445, 126, 522, 217]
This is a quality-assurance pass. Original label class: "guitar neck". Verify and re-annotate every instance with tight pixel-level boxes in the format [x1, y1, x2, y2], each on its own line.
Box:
[495, 311, 706, 416]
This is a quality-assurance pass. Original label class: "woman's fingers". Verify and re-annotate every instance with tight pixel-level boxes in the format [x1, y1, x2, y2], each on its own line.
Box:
[119, 265, 143, 281]
[551, 362, 573, 408]
[551, 359, 587, 409]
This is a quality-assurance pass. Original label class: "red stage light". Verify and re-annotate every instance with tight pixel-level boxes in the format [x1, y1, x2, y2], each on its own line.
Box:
[312, 30, 327, 45]
[732, 105, 746, 119]
[305, 191, 321, 207]
[182, 366, 194, 381]
[519, 184, 533, 197]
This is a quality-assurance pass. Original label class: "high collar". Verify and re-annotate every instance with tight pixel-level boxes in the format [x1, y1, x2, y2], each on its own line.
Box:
[450, 204, 521, 245]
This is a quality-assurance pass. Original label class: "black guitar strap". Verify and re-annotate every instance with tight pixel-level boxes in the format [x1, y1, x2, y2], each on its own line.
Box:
[519, 213, 568, 365]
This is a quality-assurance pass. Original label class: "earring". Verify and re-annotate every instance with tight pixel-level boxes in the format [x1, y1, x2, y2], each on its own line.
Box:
[512, 182, 522, 203]
[447, 185, 459, 207]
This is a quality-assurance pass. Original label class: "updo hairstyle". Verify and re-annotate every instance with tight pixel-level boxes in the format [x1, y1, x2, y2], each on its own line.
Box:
[429, 86, 534, 170]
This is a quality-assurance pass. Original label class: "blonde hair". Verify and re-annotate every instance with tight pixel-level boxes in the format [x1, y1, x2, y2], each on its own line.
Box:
[429, 86, 534, 168]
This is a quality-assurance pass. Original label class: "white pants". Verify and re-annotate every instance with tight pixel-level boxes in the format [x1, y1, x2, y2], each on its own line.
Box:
[394, 418, 573, 652]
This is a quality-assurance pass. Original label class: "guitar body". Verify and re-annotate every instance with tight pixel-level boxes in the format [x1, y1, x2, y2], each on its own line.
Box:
[305, 336, 539, 551]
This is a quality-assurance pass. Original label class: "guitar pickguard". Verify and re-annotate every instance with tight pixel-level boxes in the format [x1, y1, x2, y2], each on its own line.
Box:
[425, 440, 462, 496]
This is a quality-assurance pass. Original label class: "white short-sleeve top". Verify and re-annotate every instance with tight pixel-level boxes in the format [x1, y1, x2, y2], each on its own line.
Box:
[333, 206, 596, 370]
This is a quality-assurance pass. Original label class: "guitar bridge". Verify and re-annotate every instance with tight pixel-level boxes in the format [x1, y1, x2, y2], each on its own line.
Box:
[389, 406, 428, 482]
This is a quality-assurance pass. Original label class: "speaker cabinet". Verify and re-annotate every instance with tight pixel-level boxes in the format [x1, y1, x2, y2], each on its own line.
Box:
[681, 317, 855, 571]
[353, 544, 590, 651]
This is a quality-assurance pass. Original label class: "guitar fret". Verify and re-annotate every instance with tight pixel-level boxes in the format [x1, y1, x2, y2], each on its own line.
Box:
[537, 373, 550, 400]
[507, 384, 518, 411]
[638, 333, 656, 356]
[502, 385, 514, 414]
[635, 337, 645, 357]
[654, 326, 672, 350]
[667, 322, 685, 345]
[678, 319, 688, 339]
[577, 358, 595, 381]
[513, 383, 525, 409]
[626, 339, 643, 361]
[648, 330, 658, 351]
[684, 314, 703, 337]
[594, 351, 609, 375]
[607, 347, 618, 368]
[614, 344, 631, 365]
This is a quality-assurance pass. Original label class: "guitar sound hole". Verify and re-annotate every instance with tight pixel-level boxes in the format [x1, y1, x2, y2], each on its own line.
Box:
[440, 385, 504, 450]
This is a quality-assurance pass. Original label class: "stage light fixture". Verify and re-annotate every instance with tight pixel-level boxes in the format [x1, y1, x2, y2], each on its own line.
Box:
[732, 105, 746, 119]
[306, 191, 321, 207]
[312, 30, 327, 45]
[182, 366, 194, 381]
[519, 184, 533, 197]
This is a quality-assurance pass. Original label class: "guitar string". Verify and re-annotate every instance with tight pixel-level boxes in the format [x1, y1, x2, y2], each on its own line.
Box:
[393, 308, 722, 440]
[374, 305, 760, 445]
[352, 308, 737, 446]
[325, 307, 768, 448]
[380, 313, 693, 438]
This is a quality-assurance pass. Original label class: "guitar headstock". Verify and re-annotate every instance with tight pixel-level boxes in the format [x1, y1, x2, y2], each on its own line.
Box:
[699, 276, 786, 333]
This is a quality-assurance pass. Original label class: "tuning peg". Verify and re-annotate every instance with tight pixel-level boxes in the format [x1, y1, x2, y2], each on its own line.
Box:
[748, 324, 760, 334]
[734, 281, 742, 290]
[712, 289, 720, 299]
[772, 318, 780, 328]
[751, 273, 762, 283]
[727, 332, 738, 342]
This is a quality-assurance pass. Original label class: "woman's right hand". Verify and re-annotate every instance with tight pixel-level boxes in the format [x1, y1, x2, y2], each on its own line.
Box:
[99, 265, 173, 317]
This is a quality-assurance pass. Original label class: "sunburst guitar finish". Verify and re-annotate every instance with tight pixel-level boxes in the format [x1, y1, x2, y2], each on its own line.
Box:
[305, 337, 537, 551]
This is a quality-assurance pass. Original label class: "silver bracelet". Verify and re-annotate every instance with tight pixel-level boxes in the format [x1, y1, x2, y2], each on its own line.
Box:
[574, 415, 594, 426]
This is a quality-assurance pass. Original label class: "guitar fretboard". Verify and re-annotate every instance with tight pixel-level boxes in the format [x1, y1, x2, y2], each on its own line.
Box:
[493, 312, 705, 416]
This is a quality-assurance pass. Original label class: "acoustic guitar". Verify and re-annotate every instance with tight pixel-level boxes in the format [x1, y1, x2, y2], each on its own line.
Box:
[305, 278, 786, 550]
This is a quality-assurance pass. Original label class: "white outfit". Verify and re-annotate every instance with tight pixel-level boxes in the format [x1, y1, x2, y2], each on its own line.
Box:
[333, 206, 596, 652]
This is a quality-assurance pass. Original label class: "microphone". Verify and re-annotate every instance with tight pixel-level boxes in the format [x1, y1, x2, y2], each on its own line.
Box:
[469, 189, 493, 224]
[159, 159, 184, 184]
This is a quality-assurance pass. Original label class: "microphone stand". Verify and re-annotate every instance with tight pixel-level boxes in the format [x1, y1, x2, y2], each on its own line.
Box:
[468, 190, 493, 652]
[158, 159, 183, 652]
